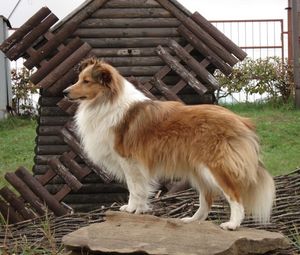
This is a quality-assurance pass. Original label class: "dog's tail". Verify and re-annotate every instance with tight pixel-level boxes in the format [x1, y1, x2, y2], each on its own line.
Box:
[242, 161, 275, 223]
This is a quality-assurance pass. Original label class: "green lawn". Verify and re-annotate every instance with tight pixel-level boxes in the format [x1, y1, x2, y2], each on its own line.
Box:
[225, 103, 300, 176]
[0, 117, 36, 188]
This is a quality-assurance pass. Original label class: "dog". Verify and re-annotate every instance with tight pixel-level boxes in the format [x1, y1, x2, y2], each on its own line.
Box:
[63, 57, 275, 230]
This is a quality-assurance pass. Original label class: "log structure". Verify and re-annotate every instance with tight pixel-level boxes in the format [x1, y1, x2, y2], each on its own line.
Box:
[0, 0, 246, 223]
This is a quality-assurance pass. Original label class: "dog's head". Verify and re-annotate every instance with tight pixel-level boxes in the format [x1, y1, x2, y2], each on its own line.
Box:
[63, 58, 122, 103]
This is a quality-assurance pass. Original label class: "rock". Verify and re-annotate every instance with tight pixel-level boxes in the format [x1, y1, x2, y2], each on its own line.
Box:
[62, 211, 289, 255]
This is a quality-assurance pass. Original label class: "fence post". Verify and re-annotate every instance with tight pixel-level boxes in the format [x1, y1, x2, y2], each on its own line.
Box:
[0, 16, 12, 119]
[291, 0, 300, 108]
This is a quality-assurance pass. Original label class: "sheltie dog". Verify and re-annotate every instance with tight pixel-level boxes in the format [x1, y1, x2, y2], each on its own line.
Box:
[63, 57, 275, 230]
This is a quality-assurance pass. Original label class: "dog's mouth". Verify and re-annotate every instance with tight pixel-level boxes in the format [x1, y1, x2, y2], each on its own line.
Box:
[65, 96, 87, 101]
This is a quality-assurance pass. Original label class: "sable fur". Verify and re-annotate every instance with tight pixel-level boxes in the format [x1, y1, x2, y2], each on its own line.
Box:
[63, 58, 275, 230]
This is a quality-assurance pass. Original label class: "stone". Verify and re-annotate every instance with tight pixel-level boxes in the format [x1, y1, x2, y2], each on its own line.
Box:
[62, 211, 289, 255]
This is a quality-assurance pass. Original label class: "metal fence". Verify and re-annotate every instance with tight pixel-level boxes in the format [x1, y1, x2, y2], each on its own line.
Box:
[211, 19, 286, 103]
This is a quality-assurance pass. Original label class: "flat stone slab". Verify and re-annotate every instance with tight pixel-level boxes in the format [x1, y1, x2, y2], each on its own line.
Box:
[62, 211, 289, 255]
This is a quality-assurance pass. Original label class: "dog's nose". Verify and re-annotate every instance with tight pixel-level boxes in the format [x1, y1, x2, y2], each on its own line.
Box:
[62, 89, 69, 97]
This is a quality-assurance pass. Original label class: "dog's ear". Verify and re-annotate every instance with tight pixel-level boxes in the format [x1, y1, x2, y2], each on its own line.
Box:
[91, 64, 112, 85]
[79, 57, 98, 72]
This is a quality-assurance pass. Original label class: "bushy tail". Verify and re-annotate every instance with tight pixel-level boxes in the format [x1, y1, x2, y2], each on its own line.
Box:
[242, 161, 276, 223]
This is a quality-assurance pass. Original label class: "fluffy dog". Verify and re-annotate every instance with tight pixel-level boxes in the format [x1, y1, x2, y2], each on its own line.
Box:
[63, 58, 275, 230]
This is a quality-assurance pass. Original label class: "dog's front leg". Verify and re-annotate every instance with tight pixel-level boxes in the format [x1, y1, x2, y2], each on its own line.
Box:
[118, 160, 151, 214]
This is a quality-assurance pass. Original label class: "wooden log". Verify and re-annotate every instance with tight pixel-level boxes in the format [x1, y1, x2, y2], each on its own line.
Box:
[63, 193, 127, 204]
[35, 155, 59, 165]
[0, 7, 51, 53]
[57, 98, 74, 112]
[6, 13, 59, 60]
[167, 40, 219, 91]
[0, 187, 35, 220]
[151, 77, 183, 102]
[60, 126, 113, 183]
[102, 56, 164, 67]
[191, 12, 247, 61]
[35, 167, 56, 186]
[103, 0, 160, 8]
[0, 198, 23, 224]
[60, 152, 91, 180]
[73, 28, 178, 38]
[36, 43, 92, 89]
[40, 106, 68, 116]
[33, 165, 49, 175]
[117, 66, 162, 76]
[156, 46, 207, 95]
[38, 97, 62, 107]
[180, 94, 214, 105]
[45, 182, 127, 194]
[79, 18, 180, 28]
[37, 126, 62, 136]
[91, 8, 173, 18]
[5, 172, 45, 215]
[90, 47, 172, 57]
[39, 116, 70, 126]
[35, 145, 69, 155]
[46, 68, 78, 96]
[35, 135, 65, 145]
[54, 185, 72, 202]
[150, 44, 193, 79]
[178, 25, 232, 76]
[15, 166, 68, 216]
[24, 0, 108, 69]
[30, 37, 84, 85]
[48, 158, 82, 192]
[156, 0, 238, 66]
[82, 37, 185, 48]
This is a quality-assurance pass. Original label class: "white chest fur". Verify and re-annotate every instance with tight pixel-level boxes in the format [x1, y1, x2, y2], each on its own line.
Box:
[74, 80, 148, 181]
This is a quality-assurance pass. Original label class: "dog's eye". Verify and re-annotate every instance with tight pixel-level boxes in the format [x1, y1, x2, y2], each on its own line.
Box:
[83, 80, 89, 84]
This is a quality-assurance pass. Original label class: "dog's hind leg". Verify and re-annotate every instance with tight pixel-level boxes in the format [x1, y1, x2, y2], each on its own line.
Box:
[211, 169, 245, 230]
[181, 189, 212, 223]
[181, 169, 214, 223]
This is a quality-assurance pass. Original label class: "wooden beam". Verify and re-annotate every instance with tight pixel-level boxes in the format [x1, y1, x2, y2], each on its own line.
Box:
[91, 8, 173, 18]
[0, 187, 35, 220]
[156, 45, 207, 95]
[178, 25, 232, 76]
[0, 7, 51, 53]
[152, 77, 183, 102]
[156, 0, 238, 66]
[36, 43, 91, 89]
[48, 158, 83, 192]
[15, 166, 68, 216]
[167, 40, 219, 91]
[79, 18, 180, 28]
[191, 12, 247, 61]
[30, 37, 84, 84]
[73, 28, 179, 38]
[5, 172, 45, 215]
[6, 13, 58, 60]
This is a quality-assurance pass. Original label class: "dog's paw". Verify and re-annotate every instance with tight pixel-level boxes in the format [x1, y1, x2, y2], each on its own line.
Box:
[181, 217, 196, 223]
[119, 204, 135, 213]
[134, 204, 151, 214]
[220, 221, 239, 230]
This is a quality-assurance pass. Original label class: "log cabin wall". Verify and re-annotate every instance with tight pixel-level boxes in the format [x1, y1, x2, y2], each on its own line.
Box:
[0, 0, 246, 216]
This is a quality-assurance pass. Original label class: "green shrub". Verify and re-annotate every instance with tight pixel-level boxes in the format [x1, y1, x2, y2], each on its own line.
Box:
[215, 57, 294, 104]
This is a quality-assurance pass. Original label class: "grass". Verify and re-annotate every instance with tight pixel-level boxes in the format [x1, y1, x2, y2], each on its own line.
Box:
[224, 102, 300, 176]
[0, 117, 36, 188]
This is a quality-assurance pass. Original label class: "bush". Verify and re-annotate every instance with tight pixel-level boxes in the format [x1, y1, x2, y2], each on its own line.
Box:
[215, 57, 294, 104]
[11, 67, 38, 117]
